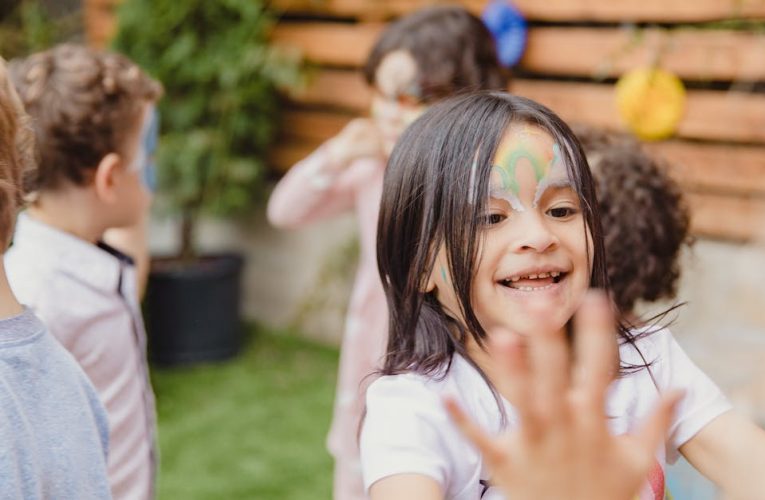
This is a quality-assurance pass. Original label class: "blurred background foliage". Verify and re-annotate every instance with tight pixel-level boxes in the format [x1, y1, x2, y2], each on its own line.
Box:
[0, 0, 82, 58]
[113, 0, 305, 259]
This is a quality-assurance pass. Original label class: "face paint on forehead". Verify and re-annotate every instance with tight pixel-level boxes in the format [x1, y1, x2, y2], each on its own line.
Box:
[532, 142, 573, 207]
[489, 125, 573, 211]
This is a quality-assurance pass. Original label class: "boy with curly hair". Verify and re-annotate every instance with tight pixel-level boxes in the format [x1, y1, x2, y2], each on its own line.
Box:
[5, 44, 162, 500]
[573, 124, 692, 316]
[0, 56, 111, 498]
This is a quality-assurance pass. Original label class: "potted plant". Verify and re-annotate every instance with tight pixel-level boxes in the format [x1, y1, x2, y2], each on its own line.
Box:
[113, 0, 302, 365]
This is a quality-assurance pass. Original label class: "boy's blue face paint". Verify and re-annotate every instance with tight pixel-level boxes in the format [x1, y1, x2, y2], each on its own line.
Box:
[141, 107, 159, 192]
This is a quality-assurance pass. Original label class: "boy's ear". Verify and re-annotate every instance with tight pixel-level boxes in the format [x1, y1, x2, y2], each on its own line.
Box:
[93, 153, 122, 203]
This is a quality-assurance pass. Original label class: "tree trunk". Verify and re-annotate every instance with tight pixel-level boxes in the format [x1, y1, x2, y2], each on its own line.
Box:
[179, 210, 196, 263]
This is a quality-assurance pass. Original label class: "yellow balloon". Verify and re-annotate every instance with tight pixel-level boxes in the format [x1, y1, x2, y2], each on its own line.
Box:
[615, 68, 686, 141]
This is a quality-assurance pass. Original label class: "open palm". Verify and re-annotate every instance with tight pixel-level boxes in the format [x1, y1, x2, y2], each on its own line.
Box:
[446, 291, 680, 500]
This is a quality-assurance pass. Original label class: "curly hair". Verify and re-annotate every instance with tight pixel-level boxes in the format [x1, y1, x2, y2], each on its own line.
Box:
[573, 124, 693, 314]
[8, 44, 162, 192]
[362, 6, 509, 101]
[0, 58, 36, 249]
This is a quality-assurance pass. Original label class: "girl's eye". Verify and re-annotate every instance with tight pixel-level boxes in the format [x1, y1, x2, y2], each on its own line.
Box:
[547, 206, 578, 219]
[483, 213, 506, 225]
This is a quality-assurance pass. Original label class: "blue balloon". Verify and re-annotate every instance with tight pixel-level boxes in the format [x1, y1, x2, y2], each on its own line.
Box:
[482, 0, 528, 68]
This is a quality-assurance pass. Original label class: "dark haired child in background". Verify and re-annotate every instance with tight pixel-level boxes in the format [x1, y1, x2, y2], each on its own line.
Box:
[267, 7, 508, 498]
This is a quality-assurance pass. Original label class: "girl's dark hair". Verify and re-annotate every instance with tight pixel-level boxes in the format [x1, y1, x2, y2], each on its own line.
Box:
[573, 125, 692, 314]
[363, 6, 509, 101]
[377, 92, 645, 388]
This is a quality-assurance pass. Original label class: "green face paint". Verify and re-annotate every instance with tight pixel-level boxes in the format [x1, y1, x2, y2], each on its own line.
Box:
[489, 125, 572, 212]
[440, 265, 449, 284]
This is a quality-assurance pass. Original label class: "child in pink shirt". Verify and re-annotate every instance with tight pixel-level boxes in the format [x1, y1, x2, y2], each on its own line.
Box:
[267, 6, 508, 499]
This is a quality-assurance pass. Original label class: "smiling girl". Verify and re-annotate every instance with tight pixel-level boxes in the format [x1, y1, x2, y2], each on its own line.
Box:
[267, 7, 507, 499]
[360, 92, 765, 499]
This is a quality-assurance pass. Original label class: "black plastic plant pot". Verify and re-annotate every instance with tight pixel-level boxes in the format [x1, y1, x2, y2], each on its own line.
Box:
[144, 253, 244, 366]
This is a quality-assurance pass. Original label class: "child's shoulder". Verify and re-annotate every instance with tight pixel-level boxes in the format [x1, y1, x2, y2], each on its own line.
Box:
[368, 355, 486, 402]
[7, 213, 124, 295]
[361, 356, 490, 495]
[0, 309, 111, 496]
[367, 366, 453, 408]
[618, 325, 677, 367]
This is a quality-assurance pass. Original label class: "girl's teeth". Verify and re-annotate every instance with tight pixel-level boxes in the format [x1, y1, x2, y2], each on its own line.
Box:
[516, 284, 555, 292]
[511, 276, 520, 282]
[551, 271, 560, 277]
[537, 272, 549, 278]
[527, 274, 537, 279]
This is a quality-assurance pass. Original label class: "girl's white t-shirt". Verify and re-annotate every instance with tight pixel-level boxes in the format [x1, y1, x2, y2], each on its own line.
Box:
[360, 328, 731, 500]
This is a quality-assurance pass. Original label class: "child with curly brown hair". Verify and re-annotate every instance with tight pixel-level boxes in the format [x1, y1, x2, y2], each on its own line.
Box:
[267, 6, 509, 498]
[572, 125, 692, 318]
[0, 56, 111, 498]
[5, 44, 162, 500]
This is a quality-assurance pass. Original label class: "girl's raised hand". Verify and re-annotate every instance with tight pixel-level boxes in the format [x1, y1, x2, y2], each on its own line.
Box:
[325, 118, 386, 172]
[445, 290, 681, 500]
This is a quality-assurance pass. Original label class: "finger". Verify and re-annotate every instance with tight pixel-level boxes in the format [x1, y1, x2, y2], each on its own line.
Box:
[633, 390, 684, 458]
[572, 290, 618, 414]
[488, 331, 539, 435]
[444, 397, 509, 465]
[526, 307, 571, 422]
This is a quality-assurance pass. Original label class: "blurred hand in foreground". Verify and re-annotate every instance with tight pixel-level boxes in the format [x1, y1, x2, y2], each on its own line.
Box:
[446, 290, 682, 500]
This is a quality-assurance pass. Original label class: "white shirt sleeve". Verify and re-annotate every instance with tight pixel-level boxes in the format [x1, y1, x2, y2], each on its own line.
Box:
[360, 374, 455, 493]
[649, 330, 732, 463]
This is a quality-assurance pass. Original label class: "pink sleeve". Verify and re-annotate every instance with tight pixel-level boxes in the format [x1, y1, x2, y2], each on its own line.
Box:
[267, 143, 364, 229]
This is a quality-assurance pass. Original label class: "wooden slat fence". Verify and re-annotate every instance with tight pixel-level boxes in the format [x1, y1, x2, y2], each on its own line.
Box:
[85, 0, 765, 241]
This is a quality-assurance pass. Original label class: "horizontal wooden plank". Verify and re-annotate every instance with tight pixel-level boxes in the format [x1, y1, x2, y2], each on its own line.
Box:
[271, 22, 384, 68]
[272, 0, 485, 20]
[268, 136, 765, 241]
[280, 109, 355, 142]
[512, 0, 765, 22]
[288, 69, 372, 110]
[514, 79, 765, 144]
[522, 27, 765, 81]
[646, 142, 765, 196]
[273, 23, 765, 81]
[289, 70, 765, 143]
[686, 192, 765, 242]
[276, 110, 765, 195]
[268, 140, 321, 173]
[84, 0, 119, 48]
[273, 0, 765, 22]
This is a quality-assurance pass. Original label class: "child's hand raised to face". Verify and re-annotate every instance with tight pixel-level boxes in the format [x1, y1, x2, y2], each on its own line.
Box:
[325, 118, 386, 172]
[445, 290, 682, 500]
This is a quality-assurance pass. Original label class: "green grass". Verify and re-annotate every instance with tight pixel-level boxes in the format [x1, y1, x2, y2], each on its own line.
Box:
[151, 328, 338, 499]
